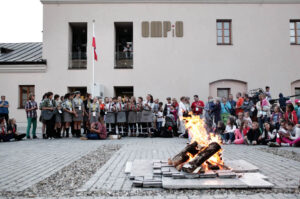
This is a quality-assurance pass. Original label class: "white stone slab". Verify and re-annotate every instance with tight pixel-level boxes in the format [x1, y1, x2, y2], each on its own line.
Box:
[125, 161, 132, 174]
[130, 160, 153, 180]
[162, 177, 248, 189]
[240, 173, 273, 188]
[225, 160, 259, 173]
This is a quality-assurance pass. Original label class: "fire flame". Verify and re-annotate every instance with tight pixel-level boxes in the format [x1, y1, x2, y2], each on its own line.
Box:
[183, 113, 224, 170]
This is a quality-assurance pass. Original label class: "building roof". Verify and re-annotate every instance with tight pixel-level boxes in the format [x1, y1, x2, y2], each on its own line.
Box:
[41, 0, 300, 4]
[0, 42, 46, 65]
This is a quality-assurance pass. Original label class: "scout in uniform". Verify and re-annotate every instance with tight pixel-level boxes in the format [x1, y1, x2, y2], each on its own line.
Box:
[83, 93, 92, 134]
[136, 97, 144, 136]
[89, 97, 100, 124]
[41, 92, 55, 139]
[62, 93, 74, 137]
[54, 94, 62, 138]
[127, 97, 137, 136]
[116, 96, 126, 135]
[72, 91, 84, 137]
[105, 97, 116, 133]
[142, 94, 154, 137]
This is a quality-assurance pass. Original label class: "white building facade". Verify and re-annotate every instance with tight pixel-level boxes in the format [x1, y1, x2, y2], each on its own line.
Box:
[0, 0, 300, 122]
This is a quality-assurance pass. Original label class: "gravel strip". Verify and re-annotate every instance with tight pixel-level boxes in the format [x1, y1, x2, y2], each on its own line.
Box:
[0, 144, 120, 198]
[259, 147, 300, 162]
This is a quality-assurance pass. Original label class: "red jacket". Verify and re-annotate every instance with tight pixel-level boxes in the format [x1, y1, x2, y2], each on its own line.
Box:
[285, 110, 298, 125]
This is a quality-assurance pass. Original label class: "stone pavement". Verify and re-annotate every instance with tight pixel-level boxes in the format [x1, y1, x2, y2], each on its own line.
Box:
[0, 136, 299, 198]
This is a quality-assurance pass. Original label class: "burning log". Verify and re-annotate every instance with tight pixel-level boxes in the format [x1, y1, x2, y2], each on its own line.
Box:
[168, 141, 201, 168]
[181, 142, 221, 173]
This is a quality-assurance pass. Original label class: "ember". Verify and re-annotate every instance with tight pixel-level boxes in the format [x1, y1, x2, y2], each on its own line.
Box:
[168, 114, 225, 173]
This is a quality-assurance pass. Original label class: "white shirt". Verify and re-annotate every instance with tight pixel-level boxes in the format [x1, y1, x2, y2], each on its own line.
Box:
[157, 111, 164, 122]
[178, 101, 187, 117]
[225, 125, 236, 134]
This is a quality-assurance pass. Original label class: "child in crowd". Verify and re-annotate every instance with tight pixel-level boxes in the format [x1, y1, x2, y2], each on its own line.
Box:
[156, 102, 164, 133]
[270, 105, 282, 130]
[246, 122, 261, 145]
[260, 122, 276, 145]
[243, 112, 252, 128]
[223, 117, 236, 144]
[214, 121, 225, 136]
[234, 120, 250, 144]
[236, 112, 244, 129]
[285, 103, 298, 125]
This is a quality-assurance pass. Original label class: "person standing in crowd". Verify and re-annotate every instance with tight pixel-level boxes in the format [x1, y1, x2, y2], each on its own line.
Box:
[235, 92, 244, 116]
[256, 93, 271, 131]
[54, 94, 62, 138]
[228, 94, 236, 116]
[163, 97, 172, 116]
[270, 105, 282, 130]
[42, 92, 55, 139]
[142, 94, 154, 137]
[105, 97, 116, 134]
[99, 98, 105, 117]
[185, 97, 191, 113]
[178, 96, 187, 136]
[62, 93, 74, 137]
[204, 96, 214, 130]
[265, 86, 272, 100]
[212, 98, 221, 126]
[156, 102, 164, 134]
[191, 95, 205, 117]
[39, 93, 47, 139]
[220, 97, 231, 125]
[285, 103, 298, 125]
[127, 97, 137, 136]
[25, 93, 38, 139]
[89, 97, 100, 125]
[172, 98, 179, 111]
[136, 97, 144, 135]
[83, 93, 92, 135]
[72, 91, 84, 137]
[241, 94, 254, 116]
[0, 95, 9, 124]
[116, 96, 126, 136]
[278, 93, 289, 112]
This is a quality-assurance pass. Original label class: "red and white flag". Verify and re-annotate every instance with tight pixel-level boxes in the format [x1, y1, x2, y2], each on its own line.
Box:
[92, 35, 98, 61]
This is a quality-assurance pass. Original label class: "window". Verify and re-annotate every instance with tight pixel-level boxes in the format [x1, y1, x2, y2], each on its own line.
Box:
[114, 86, 134, 97]
[69, 23, 87, 69]
[295, 88, 300, 99]
[217, 20, 232, 45]
[290, 20, 300, 45]
[68, 87, 87, 98]
[217, 88, 230, 99]
[19, 85, 34, 108]
[115, 22, 133, 69]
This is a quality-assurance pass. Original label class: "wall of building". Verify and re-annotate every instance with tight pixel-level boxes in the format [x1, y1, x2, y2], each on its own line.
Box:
[0, 3, 300, 122]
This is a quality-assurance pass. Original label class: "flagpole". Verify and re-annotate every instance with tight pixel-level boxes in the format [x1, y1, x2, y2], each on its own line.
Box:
[92, 20, 95, 97]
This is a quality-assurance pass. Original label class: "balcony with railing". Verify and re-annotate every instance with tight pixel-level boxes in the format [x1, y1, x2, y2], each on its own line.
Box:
[69, 49, 87, 69]
[115, 51, 133, 69]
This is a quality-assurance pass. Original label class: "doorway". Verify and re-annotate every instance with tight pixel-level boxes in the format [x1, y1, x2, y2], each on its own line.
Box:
[68, 87, 87, 97]
[114, 86, 134, 98]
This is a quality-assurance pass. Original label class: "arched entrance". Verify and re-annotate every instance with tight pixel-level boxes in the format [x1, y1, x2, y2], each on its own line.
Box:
[209, 79, 247, 98]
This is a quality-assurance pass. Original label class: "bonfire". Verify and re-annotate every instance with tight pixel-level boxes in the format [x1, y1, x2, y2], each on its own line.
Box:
[168, 114, 225, 173]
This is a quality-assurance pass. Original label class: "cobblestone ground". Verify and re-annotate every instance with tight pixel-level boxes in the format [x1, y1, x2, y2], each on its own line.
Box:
[0, 125, 299, 198]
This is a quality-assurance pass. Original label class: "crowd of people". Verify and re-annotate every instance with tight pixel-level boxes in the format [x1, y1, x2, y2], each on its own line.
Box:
[0, 86, 300, 147]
